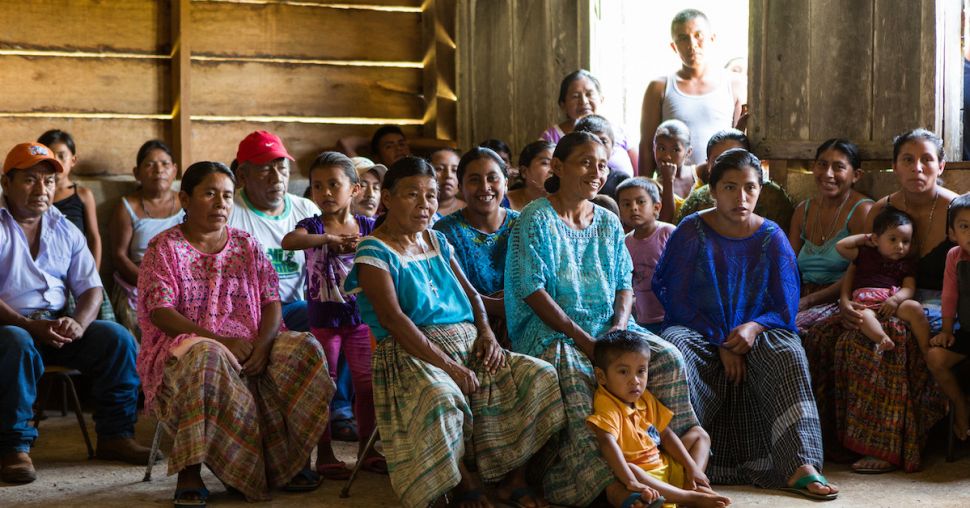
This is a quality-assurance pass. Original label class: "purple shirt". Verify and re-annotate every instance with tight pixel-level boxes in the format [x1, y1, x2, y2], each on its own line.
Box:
[298, 214, 376, 329]
[852, 245, 916, 291]
[0, 198, 102, 316]
[626, 222, 675, 324]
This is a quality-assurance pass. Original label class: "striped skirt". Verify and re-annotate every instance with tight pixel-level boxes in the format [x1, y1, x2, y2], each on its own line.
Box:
[372, 322, 565, 508]
[539, 332, 699, 507]
[662, 326, 823, 488]
[154, 331, 334, 501]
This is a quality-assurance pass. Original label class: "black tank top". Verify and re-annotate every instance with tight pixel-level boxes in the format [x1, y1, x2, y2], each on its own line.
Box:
[53, 185, 86, 234]
[916, 239, 955, 291]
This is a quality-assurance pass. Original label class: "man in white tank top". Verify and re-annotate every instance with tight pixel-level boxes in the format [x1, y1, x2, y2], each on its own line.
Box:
[639, 9, 745, 175]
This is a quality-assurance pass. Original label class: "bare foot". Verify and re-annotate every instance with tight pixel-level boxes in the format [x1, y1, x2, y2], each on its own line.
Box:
[604, 482, 653, 508]
[876, 337, 895, 352]
[496, 468, 547, 508]
[953, 405, 970, 441]
[685, 490, 731, 507]
[789, 464, 840, 496]
[851, 456, 893, 474]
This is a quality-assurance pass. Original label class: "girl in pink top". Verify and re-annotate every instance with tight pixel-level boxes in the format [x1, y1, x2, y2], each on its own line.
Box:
[616, 177, 675, 333]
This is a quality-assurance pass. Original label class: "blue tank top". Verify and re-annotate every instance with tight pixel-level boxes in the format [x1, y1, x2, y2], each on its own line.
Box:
[796, 198, 871, 285]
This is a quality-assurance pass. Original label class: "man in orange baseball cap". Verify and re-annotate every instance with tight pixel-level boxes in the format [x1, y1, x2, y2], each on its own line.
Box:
[0, 142, 155, 484]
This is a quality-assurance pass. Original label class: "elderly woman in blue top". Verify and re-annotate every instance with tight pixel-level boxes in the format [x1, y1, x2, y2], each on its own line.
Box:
[653, 148, 839, 501]
[504, 131, 708, 508]
[344, 156, 565, 508]
[0, 143, 153, 484]
[433, 147, 517, 346]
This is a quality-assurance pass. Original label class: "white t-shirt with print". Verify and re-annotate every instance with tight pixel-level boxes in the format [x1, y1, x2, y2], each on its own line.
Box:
[228, 190, 320, 303]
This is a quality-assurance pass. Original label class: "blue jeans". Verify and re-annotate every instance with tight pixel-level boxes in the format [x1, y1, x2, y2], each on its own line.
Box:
[0, 320, 139, 453]
[281, 300, 354, 421]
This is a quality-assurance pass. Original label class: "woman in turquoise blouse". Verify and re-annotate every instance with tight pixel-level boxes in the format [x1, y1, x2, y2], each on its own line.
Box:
[504, 131, 707, 508]
[344, 156, 565, 508]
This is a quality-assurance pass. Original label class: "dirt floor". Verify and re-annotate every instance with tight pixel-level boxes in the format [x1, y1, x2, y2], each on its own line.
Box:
[3, 414, 970, 507]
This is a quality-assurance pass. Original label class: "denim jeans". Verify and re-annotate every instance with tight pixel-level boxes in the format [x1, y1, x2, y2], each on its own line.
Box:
[0, 320, 139, 453]
[281, 300, 354, 421]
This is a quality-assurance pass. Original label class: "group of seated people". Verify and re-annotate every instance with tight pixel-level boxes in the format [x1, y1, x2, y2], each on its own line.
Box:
[3, 10, 970, 508]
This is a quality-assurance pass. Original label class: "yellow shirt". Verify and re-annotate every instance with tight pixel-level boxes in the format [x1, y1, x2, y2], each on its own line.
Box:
[586, 385, 674, 471]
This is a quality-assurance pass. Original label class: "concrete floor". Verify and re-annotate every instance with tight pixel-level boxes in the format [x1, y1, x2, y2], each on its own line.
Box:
[3, 414, 970, 507]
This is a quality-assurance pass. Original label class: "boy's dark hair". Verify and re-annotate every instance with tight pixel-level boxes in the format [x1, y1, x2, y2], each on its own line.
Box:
[590, 194, 619, 216]
[309, 151, 358, 184]
[37, 129, 76, 155]
[872, 206, 913, 235]
[949, 194, 970, 231]
[594, 330, 652, 371]
[518, 140, 555, 168]
[671, 8, 709, 36]
[478, 139, 512, 160]
[705, 129, 749, 159]
[615, 177, 662, 205]
[370, 125, 406, 156]
[574, 114, 615, 147]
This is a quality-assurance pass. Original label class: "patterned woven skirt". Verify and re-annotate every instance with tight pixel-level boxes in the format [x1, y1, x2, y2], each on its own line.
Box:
[539, 331, 699, 507]
[154, 331, 334, 501]
[802, 311, 946, 471]
[372, 322, 565, 508]
[662, 326, 823, 488]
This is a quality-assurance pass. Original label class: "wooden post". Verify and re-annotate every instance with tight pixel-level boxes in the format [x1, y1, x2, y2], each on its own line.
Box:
[421, 0, 439, 139]
[171, 0, 191, 169]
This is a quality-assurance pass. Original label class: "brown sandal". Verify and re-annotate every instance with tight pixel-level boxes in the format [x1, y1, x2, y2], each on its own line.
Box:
[1, 452, 36, 484]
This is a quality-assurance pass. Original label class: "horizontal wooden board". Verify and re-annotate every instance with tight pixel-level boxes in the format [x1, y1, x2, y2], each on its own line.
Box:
[190, 121, 420, 175]
[191, 60, 423, 118]
[0, 56, 170, 115]
[191, 1, 422, 62]
[0, 0, 170, 54]
[0, 117, 170, 176]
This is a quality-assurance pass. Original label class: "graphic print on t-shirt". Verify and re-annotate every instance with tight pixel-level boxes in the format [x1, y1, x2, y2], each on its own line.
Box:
[267, 247, 299, 280]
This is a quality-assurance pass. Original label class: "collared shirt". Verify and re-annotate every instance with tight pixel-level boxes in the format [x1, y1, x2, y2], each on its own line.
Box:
[586, 384, 673, 471]
[0, 197, 102, 316]
[228, 190, 319, 303]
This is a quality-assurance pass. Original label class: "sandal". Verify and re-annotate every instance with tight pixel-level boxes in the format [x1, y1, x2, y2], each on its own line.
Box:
[851, 456, 896, 474]
[359, 455, 388, 475]
[779, 473, 838, 501]
[316, 461, 353, 480]
[331, 418, 359, 442]
[173, 487, 209, 507]
[282, 467, 323, 492]
[0, 452, 36, 484]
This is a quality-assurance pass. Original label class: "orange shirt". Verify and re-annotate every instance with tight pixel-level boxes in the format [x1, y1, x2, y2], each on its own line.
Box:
[586, 385, 673, 471]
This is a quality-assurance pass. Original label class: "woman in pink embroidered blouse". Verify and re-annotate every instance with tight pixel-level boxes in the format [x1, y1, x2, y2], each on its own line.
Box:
[136, 161, 334, 504]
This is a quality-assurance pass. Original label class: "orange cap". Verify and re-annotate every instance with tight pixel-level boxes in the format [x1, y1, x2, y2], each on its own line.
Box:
[3, 143, 64, 174]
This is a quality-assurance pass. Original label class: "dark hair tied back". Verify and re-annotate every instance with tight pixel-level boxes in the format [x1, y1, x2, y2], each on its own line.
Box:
[546, 131, 605, 193]
[708, 148, 763, 189]
[181, 161, 235, 197]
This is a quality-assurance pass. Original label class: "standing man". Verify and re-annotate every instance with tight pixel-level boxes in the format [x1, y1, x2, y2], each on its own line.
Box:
[639, 9, 745, 176]
[228, 131, 358, 440]
[0, 143, 154, 484]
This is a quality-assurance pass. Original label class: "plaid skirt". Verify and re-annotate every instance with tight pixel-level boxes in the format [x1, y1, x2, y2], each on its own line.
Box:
[662, 326, 823, 488]
[539, 332, 699, 506]
[154, 331, 334, 501]
[372, 322, 565, 508]
[802, 311, 946, 471]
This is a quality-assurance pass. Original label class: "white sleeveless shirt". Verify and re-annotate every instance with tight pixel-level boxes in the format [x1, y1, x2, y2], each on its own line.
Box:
[660, 71, 736, 166]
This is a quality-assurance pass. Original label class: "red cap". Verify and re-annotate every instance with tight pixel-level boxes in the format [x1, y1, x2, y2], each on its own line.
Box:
[235, 131, 294, 166]
[3, 143, 64, 174]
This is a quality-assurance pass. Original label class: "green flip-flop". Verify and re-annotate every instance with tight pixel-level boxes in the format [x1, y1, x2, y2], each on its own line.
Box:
[780, 473, 838, 501]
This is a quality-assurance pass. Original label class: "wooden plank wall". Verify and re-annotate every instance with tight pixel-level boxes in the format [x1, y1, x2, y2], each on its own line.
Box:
[0, 0, 453, 176]
[748, 0, 963, 163]
[457, 0, 591, 156]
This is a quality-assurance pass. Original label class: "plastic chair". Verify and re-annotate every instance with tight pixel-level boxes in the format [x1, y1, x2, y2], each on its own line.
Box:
[32, 365, 94, 459]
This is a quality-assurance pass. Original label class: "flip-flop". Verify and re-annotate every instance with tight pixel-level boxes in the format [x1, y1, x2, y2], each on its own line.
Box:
[173, 487, 209, 507]
[316, 461, 353, 480]
[331, 418, 359, 442]
[851, 458, 897, 475]
[779, 473, 838, 501]
[359, 455, 388, 475]
[620, 492, 666, 508]
[282, 467, 323, 492]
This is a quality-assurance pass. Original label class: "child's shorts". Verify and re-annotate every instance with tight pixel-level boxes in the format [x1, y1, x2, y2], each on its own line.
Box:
[852, 287, 900, 309]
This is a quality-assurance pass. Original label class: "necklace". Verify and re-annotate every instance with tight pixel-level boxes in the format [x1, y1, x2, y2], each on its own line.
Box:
[902, 188, 940, 253]
[417, 234, 439, 297]
[141, 193, 175, 219]
[814, 191, 851, 243]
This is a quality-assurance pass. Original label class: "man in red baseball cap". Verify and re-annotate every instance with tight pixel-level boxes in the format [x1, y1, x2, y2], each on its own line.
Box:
[1, 143, 155, 484]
